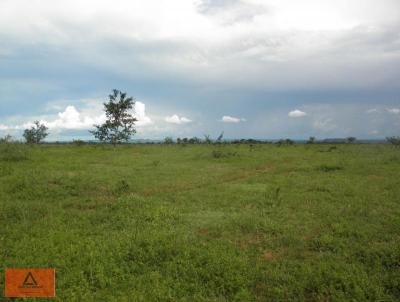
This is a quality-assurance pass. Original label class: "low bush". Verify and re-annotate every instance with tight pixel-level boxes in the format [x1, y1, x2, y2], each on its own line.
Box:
[113, 179, 130, 195]
[317, 164, 343, 172]
[211, 149, 238, 158]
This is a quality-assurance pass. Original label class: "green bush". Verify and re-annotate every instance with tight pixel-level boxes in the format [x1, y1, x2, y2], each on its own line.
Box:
[211, 149, 238, 158]
[113, 179, 130, 195]
[317, 164, 343, 172]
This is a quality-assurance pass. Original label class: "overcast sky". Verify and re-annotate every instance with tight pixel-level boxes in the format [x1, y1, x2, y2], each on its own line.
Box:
[0, 0, 399, 140]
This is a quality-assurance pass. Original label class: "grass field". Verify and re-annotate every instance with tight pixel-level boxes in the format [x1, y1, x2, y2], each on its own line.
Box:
[0, 143, 399, 301]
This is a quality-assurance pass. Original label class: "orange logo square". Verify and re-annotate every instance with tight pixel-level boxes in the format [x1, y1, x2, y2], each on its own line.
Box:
[4, 268, 55, 298]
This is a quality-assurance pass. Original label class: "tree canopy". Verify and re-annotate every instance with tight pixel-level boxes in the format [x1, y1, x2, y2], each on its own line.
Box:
[90, 89, 137, 145]
[23, 121, 49, 144]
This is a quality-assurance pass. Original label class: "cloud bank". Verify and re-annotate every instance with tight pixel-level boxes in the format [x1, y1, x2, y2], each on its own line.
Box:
[165, 114, 192, 124]
[220, 116, 246, 123]
[0, 0, 399, 139]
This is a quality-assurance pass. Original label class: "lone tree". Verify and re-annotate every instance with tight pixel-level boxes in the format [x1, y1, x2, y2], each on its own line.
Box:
[347, 136, 357, 143]
[90, 89, 137, 145]
[23, 121, 49, 144]
[307, 136, 316, 144]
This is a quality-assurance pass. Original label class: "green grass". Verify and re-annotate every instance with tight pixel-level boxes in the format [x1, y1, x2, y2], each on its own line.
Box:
[0, 144, 399, 301]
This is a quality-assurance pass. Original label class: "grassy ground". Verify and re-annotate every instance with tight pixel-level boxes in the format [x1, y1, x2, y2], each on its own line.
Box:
[0, 143, 399, 301]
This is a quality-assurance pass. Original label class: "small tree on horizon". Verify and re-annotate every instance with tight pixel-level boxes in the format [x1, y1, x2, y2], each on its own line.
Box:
[307, 136, 316, 144]
[164, 137, 174, 144]
[23, 121, 49, 144]
[90, 89, 137, 145]
[347, 136, 357, 143]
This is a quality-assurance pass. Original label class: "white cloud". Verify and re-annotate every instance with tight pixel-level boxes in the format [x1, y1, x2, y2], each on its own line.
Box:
[366, 108, 379, 114]
[42, 105, 104, 129]
[165, 114, 192, 124]
[220, 115, 246, 123]
[387, 108, 400, 114]
[288, 109, 307, 118]
[135, 101, 153, 126]
[0, 101, 153, 131]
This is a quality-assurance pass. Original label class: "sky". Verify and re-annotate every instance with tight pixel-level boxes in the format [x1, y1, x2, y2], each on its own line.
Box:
[0, 0, 399, 141]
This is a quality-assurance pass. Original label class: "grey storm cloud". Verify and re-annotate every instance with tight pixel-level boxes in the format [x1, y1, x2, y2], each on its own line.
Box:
[0, 0, 399, 139]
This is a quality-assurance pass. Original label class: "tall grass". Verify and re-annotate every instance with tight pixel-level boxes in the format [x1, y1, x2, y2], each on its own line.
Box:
[0, 142, 30, 162]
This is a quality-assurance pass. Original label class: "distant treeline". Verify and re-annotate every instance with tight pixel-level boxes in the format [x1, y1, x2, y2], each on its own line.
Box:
[53, 136, 394, 145]
[1, 135, 398, 146]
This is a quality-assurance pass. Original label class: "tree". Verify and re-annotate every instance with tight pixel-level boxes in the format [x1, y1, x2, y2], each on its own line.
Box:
[307, 136, 316, 144]
[0, 134, 13, 144]
[90, 89, 137, 145]
[189, 137, 201, 144]
[386, 136, 400, 147]
[347, 137, 357, 143]
[164, 137, 174, 144]
[23, 121, 48, 144]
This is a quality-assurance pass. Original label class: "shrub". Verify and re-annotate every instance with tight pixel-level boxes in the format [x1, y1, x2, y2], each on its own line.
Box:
[318, 165, 343, 172]
[152, 160, 160, 167]
[113, 179, 130, 195]
[211, 149, 237, 158]
[386, 136, 400, 147]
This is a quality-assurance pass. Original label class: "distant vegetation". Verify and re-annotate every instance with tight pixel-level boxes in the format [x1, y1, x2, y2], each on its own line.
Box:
[72, 139, 86, 146]
[307, 136, 316, 144]
[386, 136, 400, 147]
[346, 136, 357, 143]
